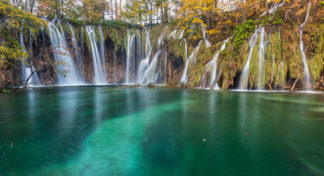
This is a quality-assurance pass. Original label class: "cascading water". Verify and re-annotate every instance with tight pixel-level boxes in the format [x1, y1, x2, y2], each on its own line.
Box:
[137, 27, 152, 83]
[202, 25, 211, 48]
[180, 40, 203, 85]
[239, 27, 260, 90]
[158, 32, 165, 47]
[67, 23, 83, 77]
[261, 1, 285, 17]
[125, 32, 136, 84]
[178, 30, 184, 40]
[138, 29, 167, 84]
[184, 39, 188, 62]
[86, 26, 106, 84]
[48, 19, 83, 85]
[299, 2, 312, 90]
[203, 38, 230, 89]
[145, 27, 152, 57]
[98, 25, 107, 78]
[169, 30, 177, 39]
[20, 31, 39, 86]
[257, 27, 266, 90]
[142, 50, 162, 84]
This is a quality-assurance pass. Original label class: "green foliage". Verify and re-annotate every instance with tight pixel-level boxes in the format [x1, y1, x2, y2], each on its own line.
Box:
[1, 88, 11, 93]
[232, 19, 255, 50]
[102, 20, 132, 29]
[261, 16, 272, 26]
[319, 0, 324, 7]
[310, 32, 320, 55]
[0, 0, 44, 69]
[65, 18, 132, 29]
[272, 16, 283, 25]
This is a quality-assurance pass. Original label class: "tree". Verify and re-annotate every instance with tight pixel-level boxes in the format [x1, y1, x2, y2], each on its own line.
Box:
[0, 0, 44, 69]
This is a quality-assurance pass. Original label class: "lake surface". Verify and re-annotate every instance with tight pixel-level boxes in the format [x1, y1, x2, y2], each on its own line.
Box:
[0, 87, 324, 176]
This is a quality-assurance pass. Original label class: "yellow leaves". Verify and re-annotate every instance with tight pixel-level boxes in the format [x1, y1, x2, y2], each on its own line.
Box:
[192, 18, 204, 25]
[0, 0, 45, 30]
[207, 29, 219, 35]
[0, 45, 28, 68]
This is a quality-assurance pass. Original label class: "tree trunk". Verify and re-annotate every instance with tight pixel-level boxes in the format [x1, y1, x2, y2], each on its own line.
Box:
[291, 78, 299, 91]
[24, 70, 36, 88]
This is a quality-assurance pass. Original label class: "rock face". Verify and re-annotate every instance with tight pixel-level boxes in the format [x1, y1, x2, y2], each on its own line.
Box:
[315, 71, 324, 91]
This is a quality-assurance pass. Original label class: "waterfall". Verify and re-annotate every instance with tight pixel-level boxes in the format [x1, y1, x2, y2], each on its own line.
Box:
[137, 27, 152, 83]
[41, 26, 46, 48]
[203, 38, 230, 89]
[257, 27, 266, 90]
[158, 32, 165, 47]
[239, 27, 260, 90]
[169, 29, 184, 40]
[202, 25, 212, 48]
[98, 25, 107, 78]
[180, 40, 203, 85]
[20, 31, 40, 86]
[184, 39, 188, 63]
[169, 30, 177, 39]
[20, 31, 31, 84]
[142, 50, 162, 84]
[261, 1, 285, 17]
[137, 28, 167, 84]
[86, 26, 106, 84]
[48, 19, 82, 85]
[145, 27, 152, 57]
[67, 23, 84, 78]
[80, 26, 84, 49]
[299, 2, 312, 90]
[178, 30, 184, 39]
[125, 32, 136, 84]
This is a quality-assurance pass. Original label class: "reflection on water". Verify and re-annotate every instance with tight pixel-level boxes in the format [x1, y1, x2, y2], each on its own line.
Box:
[0, 87, 324, 176]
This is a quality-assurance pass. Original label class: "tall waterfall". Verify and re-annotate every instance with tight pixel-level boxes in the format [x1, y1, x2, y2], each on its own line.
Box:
[48, 19, 82, 85]
[67, 23, 83, 78]
[20, 31, 40, 86]
[180, 40, 203, 85]
[125, 32, 136, 84]
[137, 27, 152, 83]
[257, 27, 266, 90]
[184, 39, 188, 62]
[98, 26, 107, 78]
[239, 27, 260, 90]
[299, 2, 312, 90]
[138, 29, 167, 84]
[41, 26, 46, 48]
[202, 25, 212, 48]
[203, 38, 230, 89]
[86, 26, 106, 84]
[145, 27, 152, 57]
[142, 50, 162, 84]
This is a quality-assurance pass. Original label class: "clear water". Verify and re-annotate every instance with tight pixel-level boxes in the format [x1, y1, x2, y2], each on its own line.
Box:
[0, 87, 324, 176]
